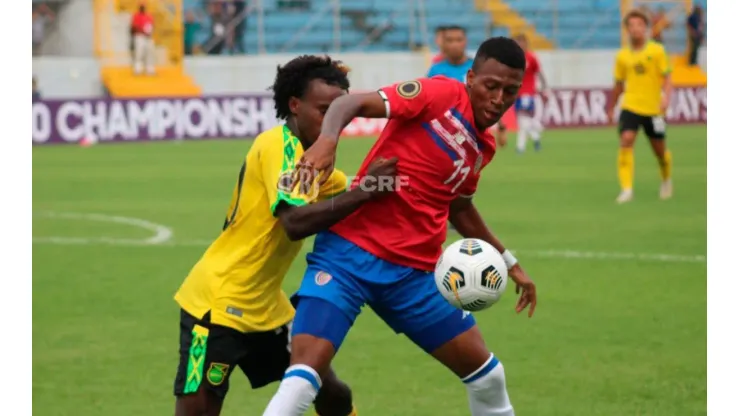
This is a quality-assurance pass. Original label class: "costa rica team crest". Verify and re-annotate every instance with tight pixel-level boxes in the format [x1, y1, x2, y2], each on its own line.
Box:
[315, 271, 332, 286]
[396, 80, 421, 99]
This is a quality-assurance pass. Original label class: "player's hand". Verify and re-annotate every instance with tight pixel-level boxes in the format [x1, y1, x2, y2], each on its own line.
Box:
[660, 96, 669, 114]
[292, 136, 338, 194]
[362, 157, 399, 198]
[497, 132, 508, 148]
[509, 264, 537, 317]
[608, 108, 618, 125]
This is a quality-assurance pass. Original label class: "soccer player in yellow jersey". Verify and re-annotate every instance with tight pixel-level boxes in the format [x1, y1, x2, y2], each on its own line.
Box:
[608, 9, 673, 204]
[172, 56, 397, 416]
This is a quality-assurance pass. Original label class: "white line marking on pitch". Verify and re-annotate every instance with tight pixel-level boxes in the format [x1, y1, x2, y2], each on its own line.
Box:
[33, 211, 173, 245]
[32, 234, 705, 264]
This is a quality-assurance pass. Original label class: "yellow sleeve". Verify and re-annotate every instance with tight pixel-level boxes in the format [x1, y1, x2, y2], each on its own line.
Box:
[259, 133, 317, 216]
[656, 44, 671, 76]
[318, 169, 348, 199]
[614, 51, 626, 82]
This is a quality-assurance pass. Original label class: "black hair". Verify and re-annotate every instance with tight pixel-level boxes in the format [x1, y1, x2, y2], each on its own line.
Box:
[623, 9, 650, 26]
[445, 25, 467, 35]
[271, 55, 350, 120]
[472, 36, 526, 71]
[435, 25, 448, 34]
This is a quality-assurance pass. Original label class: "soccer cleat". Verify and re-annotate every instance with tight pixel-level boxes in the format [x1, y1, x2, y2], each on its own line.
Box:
[660, 180, 673, 200]
[616, 190, 633, 204]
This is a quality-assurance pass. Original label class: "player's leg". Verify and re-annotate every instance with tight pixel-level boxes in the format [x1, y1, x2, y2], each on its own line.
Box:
[314, 369, 356, 416]
[239, 319, 356, 416]
[617, 110, 640, 203]
[262, 232, 369, 416]
[514, 97, 530, 153]
[529, 114, 543, 152]
[174, 310, 242, 416]
[644, 115, 672, 199]
[372, 270, 513, 416]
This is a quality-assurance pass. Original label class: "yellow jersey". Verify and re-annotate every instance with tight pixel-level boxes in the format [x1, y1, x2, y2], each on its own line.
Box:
[614, 41, 671, 116]
[175, 125, 347, 333]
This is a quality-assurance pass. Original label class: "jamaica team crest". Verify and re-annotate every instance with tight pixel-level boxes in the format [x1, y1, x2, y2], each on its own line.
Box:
[207, 363, 230, 386]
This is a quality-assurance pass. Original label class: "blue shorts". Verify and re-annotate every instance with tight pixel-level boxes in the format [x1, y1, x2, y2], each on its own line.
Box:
[515, 95, 536, 112]
[291, 231, 476, 354]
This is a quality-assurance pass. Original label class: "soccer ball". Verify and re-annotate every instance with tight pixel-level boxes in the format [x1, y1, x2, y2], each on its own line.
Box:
[434, 238, 509, 312]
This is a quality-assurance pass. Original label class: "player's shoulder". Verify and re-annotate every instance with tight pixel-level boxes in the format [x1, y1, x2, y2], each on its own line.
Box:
[253, 125, 285, 149]
[423, 75, 466, 92]
[647, 40, 667, 54]
[615, 47, 630, 59]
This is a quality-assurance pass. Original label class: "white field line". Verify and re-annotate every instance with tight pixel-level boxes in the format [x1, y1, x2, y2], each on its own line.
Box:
[32, 212, 706, 264]
[33, 211, 173, 245]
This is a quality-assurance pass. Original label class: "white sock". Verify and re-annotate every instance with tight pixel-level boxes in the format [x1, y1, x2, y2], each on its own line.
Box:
[462, 354, 514, 416]
[262, 364, 321, 416]
[530, 117, 543, 141]
[516, 114, 530, 152]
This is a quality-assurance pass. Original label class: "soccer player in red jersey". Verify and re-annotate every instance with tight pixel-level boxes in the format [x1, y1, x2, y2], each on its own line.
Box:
[262, 37, 537, 416]
[514, 34, 549, 153]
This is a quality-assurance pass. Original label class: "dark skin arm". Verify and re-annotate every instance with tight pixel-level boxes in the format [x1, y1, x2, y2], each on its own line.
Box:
[607, 81, 624, 124]
[292, 93, 389, 187]
[278, 156, 398, 241]
[449, 196, 537, 317]
[275, 188, 371, 241]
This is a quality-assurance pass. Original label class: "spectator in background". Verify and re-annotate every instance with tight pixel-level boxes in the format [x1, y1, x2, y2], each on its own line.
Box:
[426, 25, 472, 83]
[232, 0, 247, 53]
[33, 77, 41, 101]
[32, 5, 55, 56]
[650, 7, 671, 43]
[207, 3, 228, 55]
[131, 3, 156, 75]
[430, 26, 447, 64]
[184, 10, 202, 55]
[686, 5, 704, 66]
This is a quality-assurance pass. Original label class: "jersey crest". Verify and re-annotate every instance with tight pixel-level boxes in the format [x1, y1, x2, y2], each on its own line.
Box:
[396, 81, 422, 99]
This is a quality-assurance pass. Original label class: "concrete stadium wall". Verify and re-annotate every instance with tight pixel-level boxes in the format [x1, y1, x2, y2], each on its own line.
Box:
[33, 48, 707, 98]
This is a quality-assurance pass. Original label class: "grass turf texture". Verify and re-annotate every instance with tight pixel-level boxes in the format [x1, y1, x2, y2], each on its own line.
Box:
[33, 126, 707, 415]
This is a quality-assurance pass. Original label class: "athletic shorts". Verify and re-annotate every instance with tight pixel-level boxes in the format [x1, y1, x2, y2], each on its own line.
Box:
[618, 109, 667, 139]
[515, 95, 536, 112]
[291, 231, 476, 354]
[173, 309, 291, 398]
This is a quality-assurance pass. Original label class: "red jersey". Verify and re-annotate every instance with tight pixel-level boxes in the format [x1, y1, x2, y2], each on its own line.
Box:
[331, 77, 497, 271]
[131, 12, 154, 36]
[520, 51, 541, 95]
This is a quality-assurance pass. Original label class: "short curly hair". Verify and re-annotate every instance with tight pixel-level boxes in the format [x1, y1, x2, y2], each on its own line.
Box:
[270, 55, 351, 120]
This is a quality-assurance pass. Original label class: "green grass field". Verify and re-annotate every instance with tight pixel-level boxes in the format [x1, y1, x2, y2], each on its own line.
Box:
[32, 126, 707, 416]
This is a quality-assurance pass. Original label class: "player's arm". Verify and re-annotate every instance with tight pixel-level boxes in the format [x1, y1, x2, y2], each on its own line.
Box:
[658, 46, 673, 113]
[449, 196, 536, 317]
[294, 78, 434, 188]
[607, 53, 626, 123]
[276, 157, 397, 241]
[534, 58, 549, 92]
[318, 78, 431, 140]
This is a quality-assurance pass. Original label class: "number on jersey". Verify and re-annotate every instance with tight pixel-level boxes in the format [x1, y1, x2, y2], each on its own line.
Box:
[444, 159, 470, 194]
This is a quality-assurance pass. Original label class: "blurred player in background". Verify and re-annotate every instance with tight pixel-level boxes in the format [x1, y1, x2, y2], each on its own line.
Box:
[608, 9, 673, 204]
[514, 34, 548, 154]
[431, 25, 447, 64]
[426, 26, 507, 146]
[172, 55, 398, 416]
[262, 37, 537, 416]
[427, 25, 473, 82]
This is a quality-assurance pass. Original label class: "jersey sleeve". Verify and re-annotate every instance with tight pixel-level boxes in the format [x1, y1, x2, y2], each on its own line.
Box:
[318, 169, 348, 200]
[259, 135, 317, 216]
[531, 55, 541, 74]
[614, 52, 626, 82]
[377, 77, 440, 120]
